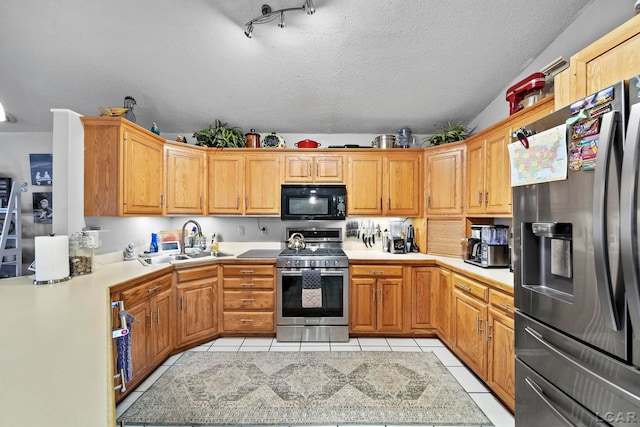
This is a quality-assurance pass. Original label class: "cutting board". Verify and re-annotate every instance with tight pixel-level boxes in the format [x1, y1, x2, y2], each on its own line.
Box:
[236, 249, 282, 258]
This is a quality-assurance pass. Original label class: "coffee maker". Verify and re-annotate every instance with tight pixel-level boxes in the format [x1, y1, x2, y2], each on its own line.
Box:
[464, 225, 509, 268]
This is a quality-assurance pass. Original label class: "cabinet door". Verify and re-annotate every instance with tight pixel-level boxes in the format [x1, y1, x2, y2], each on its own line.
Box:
[465, 138, 486, 214]
[150, 288, 173, 365]
[208, 154, 243, 214]
[453, 290, 487, 378]
[411, 267, 433, 329]
[488, 309, 515, 412]
[284, 155, 313, 182]
[176, 280, 218, 346]
[426, 147, 463, 215]
[433, 268, 452, 343]
[126, 301, 151, 385]
[349, 277, 377, 333]
[123, 129, 164, 215]
[384, 154, 422, 216]
[315, 155, 344, 182]
[485, 130, 511, 214]
[377, 278, 404, 333]
[244, 155, 282, 215]
[347, 154, 383, 215]
[165, 145, 205, 214]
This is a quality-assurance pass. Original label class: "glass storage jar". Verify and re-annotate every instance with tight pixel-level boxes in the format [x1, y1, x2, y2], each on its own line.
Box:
[69, 232, 96, 276]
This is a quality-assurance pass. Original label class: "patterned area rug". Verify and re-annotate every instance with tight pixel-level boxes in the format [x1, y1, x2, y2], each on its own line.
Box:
[118, 351, 493, 426]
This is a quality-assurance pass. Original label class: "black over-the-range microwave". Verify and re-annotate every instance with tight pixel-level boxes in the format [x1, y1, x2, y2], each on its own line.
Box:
[280, 184, 347, 221]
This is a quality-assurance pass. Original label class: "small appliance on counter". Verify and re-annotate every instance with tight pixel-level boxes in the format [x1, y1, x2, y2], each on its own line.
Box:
[463, 225, 509, 268]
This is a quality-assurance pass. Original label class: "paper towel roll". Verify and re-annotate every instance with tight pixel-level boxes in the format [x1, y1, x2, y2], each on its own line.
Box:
[35, 235, 70, 282]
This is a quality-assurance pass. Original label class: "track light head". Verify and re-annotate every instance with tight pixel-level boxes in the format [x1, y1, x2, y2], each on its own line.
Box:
[277, 11, 285, 28]
[244, 23, 253, 38]
[304, 0, 315, 15]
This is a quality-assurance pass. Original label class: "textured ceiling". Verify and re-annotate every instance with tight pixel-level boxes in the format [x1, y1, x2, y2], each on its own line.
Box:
[0, 0, 593, 135]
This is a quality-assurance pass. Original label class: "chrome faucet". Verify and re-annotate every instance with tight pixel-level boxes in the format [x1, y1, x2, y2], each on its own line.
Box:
[181, 219, 203, 254]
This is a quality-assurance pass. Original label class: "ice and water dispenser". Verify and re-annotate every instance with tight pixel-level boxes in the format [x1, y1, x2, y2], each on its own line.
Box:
[521, 222, 573, 301]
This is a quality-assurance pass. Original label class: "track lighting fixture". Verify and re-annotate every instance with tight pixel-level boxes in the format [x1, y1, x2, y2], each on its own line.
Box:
[244, 0, 315, 38]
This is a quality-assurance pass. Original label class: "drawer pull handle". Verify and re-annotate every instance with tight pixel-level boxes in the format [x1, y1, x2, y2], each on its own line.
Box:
[240, 283, 255, 288]
[372, 270, 385, 275]
[240, 270, 254, 274]
[241, 319, 255, 324]
[241, 298, 255, 302]
[499, 302, 514, 312]
[147, 285, 161, 293]
[456, 283, 472, 292]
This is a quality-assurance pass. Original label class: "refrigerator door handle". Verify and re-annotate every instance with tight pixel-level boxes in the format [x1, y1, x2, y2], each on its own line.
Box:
[523, 377, 575, 427]
[621, 103, 640, 340]
[592, 110, 622, 331]
[525, 326, 640, 407]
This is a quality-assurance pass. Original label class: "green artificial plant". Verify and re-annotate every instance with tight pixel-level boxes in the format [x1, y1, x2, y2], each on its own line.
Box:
[194, 120, 246, 148]
[423, 122, 471, 146]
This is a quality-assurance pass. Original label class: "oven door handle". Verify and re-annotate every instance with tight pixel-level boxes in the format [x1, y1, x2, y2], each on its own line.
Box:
[278, 270, 346, 277]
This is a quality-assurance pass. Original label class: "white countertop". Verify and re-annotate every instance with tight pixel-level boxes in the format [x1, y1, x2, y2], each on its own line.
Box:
[0, 245, 512, 427]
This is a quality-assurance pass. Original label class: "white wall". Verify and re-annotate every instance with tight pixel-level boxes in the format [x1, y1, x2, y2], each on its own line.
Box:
[469, 0, 637, 132]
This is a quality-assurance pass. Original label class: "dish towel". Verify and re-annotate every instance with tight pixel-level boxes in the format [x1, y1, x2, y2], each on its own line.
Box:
[116, 310, 138, 383]
[302, 269, 322, 308]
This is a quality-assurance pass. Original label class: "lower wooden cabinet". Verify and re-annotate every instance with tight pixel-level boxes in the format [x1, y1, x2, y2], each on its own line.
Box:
[221, 264, 275, 333]
[410, 267, 434, 329]
[350, 265, 404, 334]
[111, 271, 173, 402]
[174, 265, 219, 348]
[487, 289, 515, 412]
[432, 267, 452, 344]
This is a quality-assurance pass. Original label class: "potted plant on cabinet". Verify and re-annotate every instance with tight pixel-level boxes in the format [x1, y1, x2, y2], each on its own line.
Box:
[193, 120, 246, 147]
[423, 122, 472, 146]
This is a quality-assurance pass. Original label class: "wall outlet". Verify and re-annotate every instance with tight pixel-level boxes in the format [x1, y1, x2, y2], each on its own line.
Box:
[238, 225, 245, 236]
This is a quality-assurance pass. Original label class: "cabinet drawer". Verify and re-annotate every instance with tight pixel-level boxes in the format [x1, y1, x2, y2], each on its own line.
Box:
[223, 290, 274, 310]
[175, 265, 218, 283]
[489, 289, 515, 317]
[453, 274, 488, 302]
[223, 312, 274, 332]
[122, 274, 172, 307]
[223, 277, 274, 290]
[351, 265, 403, 277]
[222, 264, 275, 277]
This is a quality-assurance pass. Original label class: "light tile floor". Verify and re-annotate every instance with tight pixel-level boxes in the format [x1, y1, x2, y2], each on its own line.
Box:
[117, 337, 514, 427]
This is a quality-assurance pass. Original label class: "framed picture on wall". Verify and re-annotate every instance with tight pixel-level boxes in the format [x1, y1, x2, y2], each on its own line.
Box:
[33, 192, 53, 224]
[29, 153, 53, 186]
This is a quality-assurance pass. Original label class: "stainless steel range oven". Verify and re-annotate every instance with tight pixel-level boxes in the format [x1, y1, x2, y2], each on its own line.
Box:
[276, 228, 349, 342]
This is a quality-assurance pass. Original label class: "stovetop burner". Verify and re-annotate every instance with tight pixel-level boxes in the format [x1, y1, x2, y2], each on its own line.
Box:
[277, 227, 348, 268]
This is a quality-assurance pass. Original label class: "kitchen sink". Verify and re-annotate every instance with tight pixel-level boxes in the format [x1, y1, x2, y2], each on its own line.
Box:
[138, 251, 233, 266]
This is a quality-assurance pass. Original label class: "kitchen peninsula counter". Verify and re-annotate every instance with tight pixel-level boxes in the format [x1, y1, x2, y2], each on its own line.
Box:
[0, 247, 512, 427]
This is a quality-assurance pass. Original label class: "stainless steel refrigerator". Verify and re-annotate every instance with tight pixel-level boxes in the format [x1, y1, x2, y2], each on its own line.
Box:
[513, 77, 640, 426]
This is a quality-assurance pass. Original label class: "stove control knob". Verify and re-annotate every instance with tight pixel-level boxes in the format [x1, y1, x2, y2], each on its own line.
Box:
[310, 260, 315, 268]
[295, 260, 300, 267]
[325, 260, 330, 267]
[286, 260, 292, 267]
[334, 260, 339, 267]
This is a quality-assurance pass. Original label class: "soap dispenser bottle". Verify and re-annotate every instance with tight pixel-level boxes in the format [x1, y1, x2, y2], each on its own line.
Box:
[211, 233, 219, 255]
[150, 233, 159, 253]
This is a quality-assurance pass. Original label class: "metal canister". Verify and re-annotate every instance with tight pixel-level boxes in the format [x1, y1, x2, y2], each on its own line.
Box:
[245, 129, 260, 148]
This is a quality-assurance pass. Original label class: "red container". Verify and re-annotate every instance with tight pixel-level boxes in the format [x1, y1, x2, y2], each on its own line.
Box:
[295, 139, 321, 148]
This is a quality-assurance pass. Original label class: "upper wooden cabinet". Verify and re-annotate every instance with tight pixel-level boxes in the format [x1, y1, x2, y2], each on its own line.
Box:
[208, 152, 282, 215]
[347, 151, 422, 216]
[164, 143, 206, 215]
[425, 144, 464, 215]
[283, 154, 344, 183]
[570, 14, 640, 103]
[82, 117, 165, 216]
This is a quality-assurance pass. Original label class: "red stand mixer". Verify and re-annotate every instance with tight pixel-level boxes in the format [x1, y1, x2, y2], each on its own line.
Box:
[506, 72, 547, 115]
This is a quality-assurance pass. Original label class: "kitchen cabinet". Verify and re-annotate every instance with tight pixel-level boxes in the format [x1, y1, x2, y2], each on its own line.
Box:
[350, 264, 404, 334]
[221, 264, 275, 333]
[410, 267, 434, 329]
[425, 144, 464, 215]
[164, 143, 206, 215]
[111, 271, 173, 402]
[569, 13, 640, 104]
[452, 273, 489, 378]
[174, 265, 219, 349]
[283, 153, 344, 183]
[82, 117, 165, 216]
[208, 152, 282, 215]
[432, 267, 452, 345]
[347, 152, 422, 216]
[465, 128, 511, 215]
[487, 289, 515, 412]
